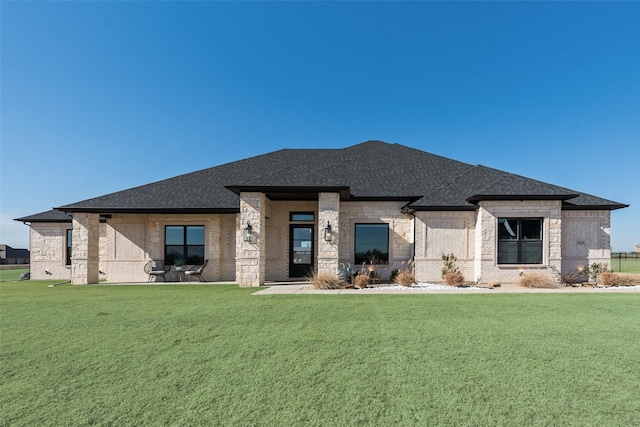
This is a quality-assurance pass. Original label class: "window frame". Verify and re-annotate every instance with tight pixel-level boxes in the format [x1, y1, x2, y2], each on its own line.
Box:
[164, 225, 205, 265]
[65, 229, 72, 266]
[354, 223, 389, 265]
[290, 212, 315, 222]
[497, 218, 543, 265]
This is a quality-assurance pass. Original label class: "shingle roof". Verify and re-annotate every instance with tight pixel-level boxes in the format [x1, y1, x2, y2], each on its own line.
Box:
[15, 210, 73, 223]
[36, 141, 625, 216]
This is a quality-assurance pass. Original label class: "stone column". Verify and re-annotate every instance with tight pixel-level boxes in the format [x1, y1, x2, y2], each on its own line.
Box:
[236, 192, 266, 287]
[71, 212, 100, 285]
[317, 192, 340, 276]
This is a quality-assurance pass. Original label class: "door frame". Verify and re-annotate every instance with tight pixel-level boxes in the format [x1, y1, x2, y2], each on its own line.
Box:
[289, 224, 314, 278]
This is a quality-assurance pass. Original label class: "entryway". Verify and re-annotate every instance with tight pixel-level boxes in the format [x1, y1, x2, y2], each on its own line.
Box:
[289, 225, 314, 278]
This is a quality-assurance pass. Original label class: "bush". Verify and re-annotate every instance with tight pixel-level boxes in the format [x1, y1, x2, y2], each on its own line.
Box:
[518, 273, 558, 289]
[308, 272, 341, 290]
[600, 272, 640, 286]
[354, 274, 370, 289]
[394, 270, 415, 287]
[561, 270, 588, 285]
[442, 253, 464, 285]
[444, 271, 464, 287]
[389, 268, 399, 283]
[585, 262, 608, 283]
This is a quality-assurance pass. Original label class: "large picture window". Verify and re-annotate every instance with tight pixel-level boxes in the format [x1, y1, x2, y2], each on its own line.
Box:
[165, 226, 205, 265]
[354, 223, 389, 265]
[498, 218, 543, 264]
[66, 229, 72, 266]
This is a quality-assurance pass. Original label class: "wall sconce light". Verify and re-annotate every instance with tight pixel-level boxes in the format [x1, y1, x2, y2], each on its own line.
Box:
[324, 221, 333, 242]
[243, 221, 253, 242]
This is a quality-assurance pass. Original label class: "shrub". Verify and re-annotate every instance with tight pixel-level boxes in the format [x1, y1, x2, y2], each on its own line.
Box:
[442, 253, 464, 285]
[561, 270, 588, 285]
[518, 273, 558, 289]
[600, 272, 640, 286]
[394, 270, 415, 287]
[308, 272, 341, 290]
[585, 262, 608, 283]
[389, 268, 399, 283]
[354, 274, 370, 289]
[444, 271, 464, 287]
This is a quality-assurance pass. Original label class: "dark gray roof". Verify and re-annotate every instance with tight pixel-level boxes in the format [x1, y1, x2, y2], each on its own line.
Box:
[33, 141, 625, 216]
[15, 210, 73, 223]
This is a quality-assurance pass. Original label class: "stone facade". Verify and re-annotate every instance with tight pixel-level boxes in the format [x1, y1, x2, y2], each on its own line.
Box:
[561, 210, 611, 272]
[414, 211, 476, 283]
[71, 213, 100, 285]
[236, 192, 267, 287]
[26, 197, 612, 285]
[339, 201, 413, 280]
[474, 200, 563, 284]
[317, 192, 340, 276]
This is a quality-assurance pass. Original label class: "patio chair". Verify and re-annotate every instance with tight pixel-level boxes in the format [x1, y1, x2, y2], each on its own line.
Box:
[184, 260, 208, 282]
[144, 260, 171, 282]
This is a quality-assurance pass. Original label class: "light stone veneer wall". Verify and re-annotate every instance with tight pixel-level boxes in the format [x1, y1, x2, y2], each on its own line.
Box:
[413, 211, 477, 283]
[102, 213, 236, 283]
[236, 192, 267, 286]
[338, 201, 413, 281]
[71, 212, 100, 284]
[29, 213, 237, 283]
[318, 192, 340, 275]
[475, 200, 562, 284]
[561, 210, 611, 272]
[29, 223, 72, 280]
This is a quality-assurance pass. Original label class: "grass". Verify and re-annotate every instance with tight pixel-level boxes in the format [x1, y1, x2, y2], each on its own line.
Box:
[0, 268, 29, 282]
[610, 258, 640, 273]
[2, 282, 640, 426]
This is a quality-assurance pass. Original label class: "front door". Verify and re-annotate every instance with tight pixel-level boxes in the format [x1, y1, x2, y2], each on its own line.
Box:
[289, 225, 314, 278]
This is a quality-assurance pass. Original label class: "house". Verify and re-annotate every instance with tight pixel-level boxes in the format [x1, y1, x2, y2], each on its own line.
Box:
[0, 245, 30, 265]
[15, 141, 627, 286]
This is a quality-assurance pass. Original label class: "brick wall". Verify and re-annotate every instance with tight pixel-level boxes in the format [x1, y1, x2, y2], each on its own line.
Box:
[414, 211, 476, 283]
[561, 210, 611, 272]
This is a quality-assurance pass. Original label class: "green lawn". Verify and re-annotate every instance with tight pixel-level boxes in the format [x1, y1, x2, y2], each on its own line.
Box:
[610, 258, 640, 273]
[2, 282, 639, 426]
[0, 268, 29, 282]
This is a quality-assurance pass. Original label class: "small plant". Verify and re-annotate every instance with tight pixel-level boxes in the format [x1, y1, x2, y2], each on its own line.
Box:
[391, 259, 415, 286]
[600, 272, 640, 287]
[173, 258, 185, 267]
[389, 268, 400, 283]
[518, 272, 558, 289]
[394, 270, 415, 287]
[443, 271, 464, 287]
[354, 274, 370, 289]
[585, 262, 608, 283]
[561, 270, 588, 286]
[308, 271, 341, 290]
[442, 253, 464, 285]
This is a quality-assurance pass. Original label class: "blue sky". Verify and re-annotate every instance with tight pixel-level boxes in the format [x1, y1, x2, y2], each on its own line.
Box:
[1, 1, 638, 251]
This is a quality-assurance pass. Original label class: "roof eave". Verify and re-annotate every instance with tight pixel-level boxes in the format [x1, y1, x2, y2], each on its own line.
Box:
[53, 207, 240, 215]
[466, 194, 580, 203]
[562, 203, 630, 211]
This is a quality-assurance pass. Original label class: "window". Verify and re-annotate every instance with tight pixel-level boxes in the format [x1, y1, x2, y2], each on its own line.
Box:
[66, 229, 72, 266]
[290, 212, 315, 221]
[354, 224, 389, 265]
[165, 226, 205, 265]
[498, 218, 543, 264]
